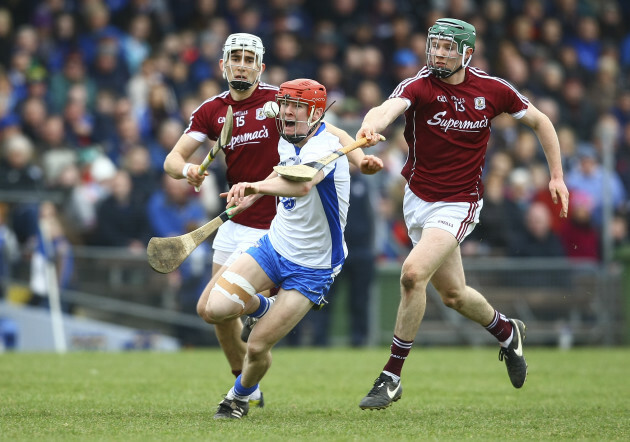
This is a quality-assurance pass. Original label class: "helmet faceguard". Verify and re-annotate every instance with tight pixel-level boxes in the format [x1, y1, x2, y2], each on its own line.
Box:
[275, 79, 327, 144]
[426, 18, 476, 79]
[222, 33, 265, 91]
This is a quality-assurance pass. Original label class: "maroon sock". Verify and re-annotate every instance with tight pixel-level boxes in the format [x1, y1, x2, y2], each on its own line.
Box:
[383, 335, 413, 377]
[232, 370, 242, 378]
[485, 310, 513, 343]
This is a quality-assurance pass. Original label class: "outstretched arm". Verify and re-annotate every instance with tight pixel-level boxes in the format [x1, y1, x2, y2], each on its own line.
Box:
[519, 103, 570, 218]
[356, 97, 408, 143]
[325, 122, 384, 175]
[222, 171, 325, 208]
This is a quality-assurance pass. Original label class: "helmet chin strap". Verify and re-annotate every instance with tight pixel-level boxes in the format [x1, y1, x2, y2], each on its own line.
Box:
[230, 80, 255, 91]
[223, 64, 261, 91]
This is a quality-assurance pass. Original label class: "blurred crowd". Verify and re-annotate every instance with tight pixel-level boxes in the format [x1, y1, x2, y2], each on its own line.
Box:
[2, 0, 630, 309]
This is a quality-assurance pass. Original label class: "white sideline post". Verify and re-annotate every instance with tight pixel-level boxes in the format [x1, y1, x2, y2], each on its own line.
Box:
[39, 220, 67, 354]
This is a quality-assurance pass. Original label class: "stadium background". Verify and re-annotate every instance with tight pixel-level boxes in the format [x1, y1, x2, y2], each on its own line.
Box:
[0, 0, 629, 351]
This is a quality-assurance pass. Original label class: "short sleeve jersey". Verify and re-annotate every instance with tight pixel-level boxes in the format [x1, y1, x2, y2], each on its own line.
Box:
[185, 82, 280, 229]
[268, 124, 350, 270]
[391, 66, 529, 202]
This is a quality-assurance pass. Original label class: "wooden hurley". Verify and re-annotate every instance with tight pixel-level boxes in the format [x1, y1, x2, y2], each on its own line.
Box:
[273, 135, 385, 182]
[195, 105, 233, 192]
[147, 208, 234, 274]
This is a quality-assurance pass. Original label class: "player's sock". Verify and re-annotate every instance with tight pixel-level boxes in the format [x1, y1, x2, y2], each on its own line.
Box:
[485, 310, 514, 347]
[249, 294, 275, 319]
[382, 370, 400, 383]
[249, 387, 262, 401]
[382, 335, 413, 378]
[232, 375, 258, 402]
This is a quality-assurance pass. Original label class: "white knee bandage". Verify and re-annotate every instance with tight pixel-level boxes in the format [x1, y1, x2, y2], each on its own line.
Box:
[215, 271, 257, 312]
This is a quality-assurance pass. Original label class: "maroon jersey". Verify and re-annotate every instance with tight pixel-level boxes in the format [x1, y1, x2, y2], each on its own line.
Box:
[185, 82, 280, 229]
[390, 66, 529, 202]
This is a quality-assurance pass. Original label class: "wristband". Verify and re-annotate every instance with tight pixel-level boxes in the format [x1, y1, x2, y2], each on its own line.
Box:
[182, 163, 194, 178]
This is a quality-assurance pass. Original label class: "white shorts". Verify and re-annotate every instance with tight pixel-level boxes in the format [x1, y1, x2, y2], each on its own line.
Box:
[212, 220, 269, 267]
[403, 185, 483, 245]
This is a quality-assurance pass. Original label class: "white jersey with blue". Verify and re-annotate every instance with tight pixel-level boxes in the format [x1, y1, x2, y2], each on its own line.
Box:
[268, 123, 350, 270]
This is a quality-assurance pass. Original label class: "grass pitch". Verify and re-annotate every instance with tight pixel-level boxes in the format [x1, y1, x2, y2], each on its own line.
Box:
[1, 347, 629, 440]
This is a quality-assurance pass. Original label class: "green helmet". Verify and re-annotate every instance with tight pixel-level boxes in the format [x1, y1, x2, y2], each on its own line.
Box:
[426, 18, 476, 78]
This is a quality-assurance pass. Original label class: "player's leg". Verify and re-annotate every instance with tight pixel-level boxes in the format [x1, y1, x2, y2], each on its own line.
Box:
[240, 286, 277, 343]
[215, 246, 335, 419]
[430, 243, 495, 324]
[430, 233, 528, 388]
[210, 252, 276, 420]
[214, 289, 312, 419]
[206, 222, 271, 406]
[196, 262, 246, 371]
[359, 227, 458, 410]
[243, 289, 313, 386]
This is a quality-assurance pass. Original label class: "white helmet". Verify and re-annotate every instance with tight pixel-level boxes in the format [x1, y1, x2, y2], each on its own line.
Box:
[222, 33, 265, 91]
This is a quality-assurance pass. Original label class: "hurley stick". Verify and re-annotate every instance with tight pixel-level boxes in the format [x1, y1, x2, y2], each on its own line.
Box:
[273, 135, 385, 182]
[147, 207, 235, 273]
[195, 105, 234, 192]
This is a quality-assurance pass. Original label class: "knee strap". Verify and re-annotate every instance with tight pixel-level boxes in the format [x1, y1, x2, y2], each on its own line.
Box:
[214, 271, 257, 313]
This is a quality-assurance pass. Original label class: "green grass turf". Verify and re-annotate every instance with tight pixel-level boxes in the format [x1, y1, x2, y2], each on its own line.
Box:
[1, 347, 629, 441]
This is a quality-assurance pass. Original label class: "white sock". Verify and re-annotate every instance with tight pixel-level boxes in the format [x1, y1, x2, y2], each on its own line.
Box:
[500, 329, 514, 348]
[382, 370, 400, 383]
[249, 387, 262, 401]
[226, 386, 249, 402]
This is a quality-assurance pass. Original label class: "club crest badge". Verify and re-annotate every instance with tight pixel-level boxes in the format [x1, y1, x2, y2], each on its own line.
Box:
[474, 97, 486, 110]
[256, 108, 266, 120]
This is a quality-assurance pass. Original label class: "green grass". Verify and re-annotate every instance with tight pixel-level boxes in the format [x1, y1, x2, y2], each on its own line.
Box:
[1, 347, 629, 440]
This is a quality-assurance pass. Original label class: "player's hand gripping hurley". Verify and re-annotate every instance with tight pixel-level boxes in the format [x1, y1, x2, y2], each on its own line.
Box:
[147, 207, 235, 273]
[195, 105, 234, 191]
[273, 135, 385, 182]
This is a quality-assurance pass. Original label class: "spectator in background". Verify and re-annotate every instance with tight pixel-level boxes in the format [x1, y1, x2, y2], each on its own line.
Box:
[28, 201, 75, 312]
[18, 96, 48, 147]
[146, 174, 207, 240]
[92, 170, 151, 250]
[48, 52, 97, 114]
[91, 89, 119, 153]
[121, 14, 152, 76]
[89, 35, 130, 94]
[464, 173, 513, 257]
[109, 110, 142, 166]
[556, 125, 579, 171]
[65, 153, 117, 243]
[0, 132, 43, 192]
[0, 133, 43, 246]
[77, 1, 124, 66]
[268, 31, 315, 80]
[0, 202, 20, 299]
[559, 190, 600, 261]
[568, 15, 602, 73]
[62, 85, 95, 148]
[616, 121, 630, 195]
[47, 12, 78, 73]
[566, 143, 626, 227]
[148, 118, 183, 174]
[0, 8, 13, 69]
[508, 201, 566, 258]
[120, 144, 159, 204]
[136, 81, 179, 141]
[558, 77, 598, 141]
[39, 114, 77, 188]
